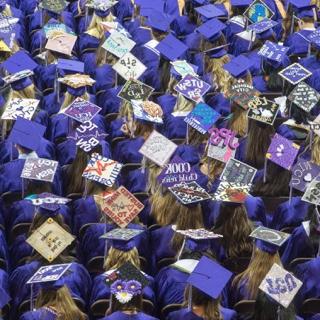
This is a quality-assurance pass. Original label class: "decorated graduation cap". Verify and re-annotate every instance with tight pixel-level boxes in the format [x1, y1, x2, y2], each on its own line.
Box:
[168, 181, 211, 205]
[25, 192, 71, 214]
[58, 73, 95, 96]
[7, 117, 46, 151]
[247, 18, 278, 34]
[259, 263, 303, 308]
[100, 228, 144, 251]
[45, 32, 77, 56]
[43, 19, 75, 39]
[258, 41, 290, 68]
[156, 33, 188, 61]
[278, 63, 312, 85]
[86, 0, 118, 16]
[213, 181, 252, 203]
[301, 175, 320, 205]
[250, 226, 290, 254]
[68, 121, 107, 153]
[2, 50, 38, 74]
[229, 79, 259, 109]
[195, 4, 225, 20]
[170, 60, 198, 78]
[187, 256, 233, 299]
[223, 55, 253, 78]
[101, 186, 144, 228]
[244, 0, 275, 24]
[82, 153, 123, 187]
[0, 39, 10, 52]
[117, 79, 154, 102]
[39, 0, 68, 14]
[26, 217, 75, 262]
[247, 96, 279, 125]
[196, 18, 226, 41]
[131, 100, 163, 124]
[266, 133, 300, 170]
[1, 98, 39, 121]
[139, 130, 177, 167]
[106, 262, 149, 304]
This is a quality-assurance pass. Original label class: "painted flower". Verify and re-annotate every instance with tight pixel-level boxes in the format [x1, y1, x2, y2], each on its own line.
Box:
[125, 280, 142, 295]
[114, 291, 134, 304]
[110, 280, 125, 294]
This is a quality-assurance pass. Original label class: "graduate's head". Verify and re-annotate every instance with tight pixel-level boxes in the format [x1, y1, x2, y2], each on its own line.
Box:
[110, 293, 143, 314]
[35, 285, 86, 320]
[104, 246, 141, 271]
[25, 180, 52, 196]
[245, 119, 275, 168]
[254, 291, 298, 320]
[306, 205, 320, 255]
[229, 102, 248, 137]
[88, 11, 115, 35]
[199, 154, 225, 185]
[213, 202, 253, 260]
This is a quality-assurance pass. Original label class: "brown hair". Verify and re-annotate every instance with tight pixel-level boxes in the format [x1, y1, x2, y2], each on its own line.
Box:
[109, 294, 143, 315]
[311, 135, 320, 165]
[232, 247, 282, 299]
[213, 204, 253, 260]
[228, 103, 248, 137]
[35, 286, 86, 320]
[184, 285, 222, 320]
[199, 154, 225, 189]
[104, 247, 141, 270]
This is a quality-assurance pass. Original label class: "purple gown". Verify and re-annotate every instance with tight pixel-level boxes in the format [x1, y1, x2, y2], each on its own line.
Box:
[167, 307, 237, 320]
[99, 311, 159, 320]
[19, 308, 57, 320]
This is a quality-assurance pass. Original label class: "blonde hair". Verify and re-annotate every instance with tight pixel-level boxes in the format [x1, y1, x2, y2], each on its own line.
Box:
[11, 84, 36, 99]
[173, 94, 194, 112]
[145, 160, 162, 194]
[35, 285, 86, 320]
[86, 12, 115, 38]
[60, 91, 90, 110]
[311, 135, 320, 165]
[104, 247, 141, 270]
[200, 154, 225, 189]
[232, 248, 282, 299]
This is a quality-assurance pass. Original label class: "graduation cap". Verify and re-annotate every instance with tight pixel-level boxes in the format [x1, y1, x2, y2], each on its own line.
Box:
[57, 59, 84, 73]
[145, 11, 174, 32]
[2, 51, 38, 74]
[266, 133, 300, 170]
[82, 153, 123, 187]
[139, 130, 178, 166]
[223, 55, 253, 78]
[213, 181, 252, 203]
[106, 262, 149, 304]
[156, 33, 188, 61]
[101, 186, 144, 228]
[2, 69, 34, 85]
[173, 227, 223, 240]
[21, 158, 59, 183]
[7, 117, 46, 151]
[231, 0, 253, 7]
[168, 181, 211, 205]
[278, 63, 312, 85]
[26, 218, 75, 262]
[195, 4, 225, 20]
[132, 100, 163, 124]
[247, 18, 278, 34]
[258, 41, 290, 67]
[58, 73, 95, 89]
[27, 263, 72, 285]
[250, 226, 290, 254]
[302, 175, 320, 205]
[288, 0, 312, 9]
[86, 0, 118, 13]
[39, 0, 68, 14]
[196, 18, 226, 41]
[259, 263, 303, 308]
[0, 39, 10, 52]
[170, 60, 198, 78]
[203, 43, 229, 59]
[244, 0, 275, 24]
[45, 32, 77, 56]
[1, 98, 39, 121]
[187, 256, 233, 299]
[25, 192, 71, 213]
[138, 0, 164, 17]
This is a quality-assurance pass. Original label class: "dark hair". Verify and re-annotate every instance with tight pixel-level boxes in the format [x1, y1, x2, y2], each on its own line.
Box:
[306, 205, 320, 256]
[252, 161, 292, 197]
[25, 180, 52, 196]
[254, 291, 297, 320]
[109, 294, 143, 314]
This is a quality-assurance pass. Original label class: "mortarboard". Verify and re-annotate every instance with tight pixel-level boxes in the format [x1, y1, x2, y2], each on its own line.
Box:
[39, 0, 68, 14]
[117, 79, 154, 102]
[259, 263, 303, 308]
[223, 55, 253, 78]
[0, 39, 10, 52]
[57, 59, 84, 73]
[138, 0, 164, 16]
[244, 0, 275, 24]
[213, 181, 251, 203]
[247, 18, 278, 34]
[2, 70, 34, 85]
[231, 0, 253, 7]
[288, 0, 312, 9]
[2, 51, 38, 73]
[101, 186, 144, 228]
[139, 130, 177, 166]
[203, 43, 229, 58]
[278, 63, 312, 85]
[195, 4, 225, 19]
[196, 18, 226, 40]
[302, 175, 320, 205]
[247, 96, 279, 125]
[156, 33, 188, 61]
[7, 117, 46, 151]
[82, 153, 123, 187]
[258, 41, 289, 65]
[100, 228, 144, 251]
[145, 11, 174, 32]
[132, 100, 163, 124]
[169, 181, 211, 205]
[45, 32, 77, 56]
[26, 217, 75, 262]
[21, 158, 59, 183]
[250, 226, 290, 254]
[187, 256, 233, 299]
[58, 73, 95, 89]
[1, 98, 39, 121]
[170, 60, 198, 78]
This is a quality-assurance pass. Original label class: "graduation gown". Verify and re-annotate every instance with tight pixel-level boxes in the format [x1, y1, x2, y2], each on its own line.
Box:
[113, 137, 145, 165]
[99, 311, 159, 320]
[167, 307, 237, 320]
[19, 308, 57, 320]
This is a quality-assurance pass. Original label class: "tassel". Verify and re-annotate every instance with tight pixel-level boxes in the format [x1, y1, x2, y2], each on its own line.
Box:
[177, 236, 186, 261]
[263, 158, 267, 184]
[187, 285, 193, 311]
[30, 284, 34, 311]
[289, 184, 293, 206]
[141, 156, 146, 174]
[83, 179, 88, 199]
[186, 124, 189, 145]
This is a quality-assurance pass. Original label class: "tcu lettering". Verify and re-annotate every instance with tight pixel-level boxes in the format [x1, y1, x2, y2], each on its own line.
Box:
[77, 121, 98, 133]
[209, 128, 239, 149]
[266, 274, 297, 295]
[165, 162, 191, 175]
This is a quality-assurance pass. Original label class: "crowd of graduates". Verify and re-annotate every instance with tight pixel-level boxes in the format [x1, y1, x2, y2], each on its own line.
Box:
[1, 0, 320, 319]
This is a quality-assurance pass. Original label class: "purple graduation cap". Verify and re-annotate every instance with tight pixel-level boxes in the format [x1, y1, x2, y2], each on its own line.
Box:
[145, 11, 174, 32]
[288, 0, 312, 9]
[258, 41, 289, 63]
[187, 256, 233, 299]
[57, 59, 84, 73]
[223, 55, 253, 78]
[138, 0, 164, 16]
[266, 133, 300, 170]
[196, 18, 226, 41]
[7, 117, 46, 151]
[156, 33, 188, 61]
[247, 18, 278, 34]
[278, 63, 312, 85]
[39, 0, 67, 14]
[2, 50, 38, 73]
[195, 4, 225, 19]
[231, 0, 253, 7]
